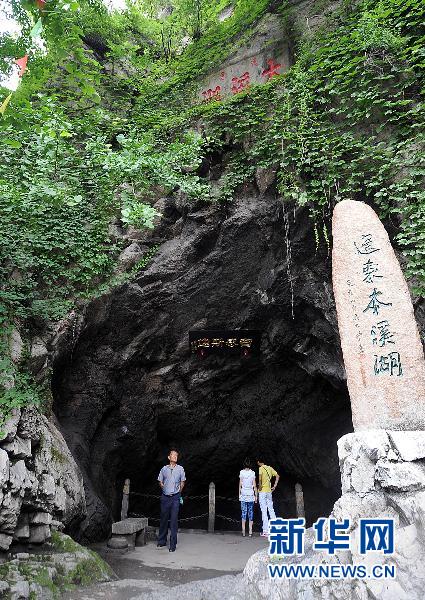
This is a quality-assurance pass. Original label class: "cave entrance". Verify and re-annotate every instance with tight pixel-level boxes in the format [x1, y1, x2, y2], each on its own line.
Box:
[125, 468, 333, 533]
[50, 198, 354, 543]
[121, 335, 348, 532]
[53, 345, 352, 542]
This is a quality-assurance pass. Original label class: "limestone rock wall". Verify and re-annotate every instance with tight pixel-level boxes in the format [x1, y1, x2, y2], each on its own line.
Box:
[243, 430, 425, 599]
[197, 1, 346, 103]
[198, 13, 291, 102]
[0, 406, 86, 552]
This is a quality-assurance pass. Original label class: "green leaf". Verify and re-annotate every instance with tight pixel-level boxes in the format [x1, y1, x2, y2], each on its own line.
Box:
[65, 195, 83, 207]
[30, 18, 43, 39]
[4, 139, 22, 148]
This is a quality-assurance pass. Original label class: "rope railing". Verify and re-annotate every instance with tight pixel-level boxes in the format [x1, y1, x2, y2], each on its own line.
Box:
[122, 479, 304, 533]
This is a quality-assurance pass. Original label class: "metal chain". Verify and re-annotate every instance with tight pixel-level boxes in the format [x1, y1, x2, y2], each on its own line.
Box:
[179, 513, 209, 522]
[128, 512, 209, 523]
[129, 492, 208, 500]
[130, 492, 161, 499]
[216, 513, 241, 524]
[185, 495, 208, 500]
[128, 491, 292, 529]
[216, 514, 263, 526]
[216, 496, 293, 504]
[215, 496, 239, 502]
[130, 492, 292, 503]
[129, 512, 160, 523]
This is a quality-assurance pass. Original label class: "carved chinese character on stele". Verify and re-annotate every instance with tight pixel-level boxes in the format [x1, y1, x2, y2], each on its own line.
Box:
[332, 200, 425, 431]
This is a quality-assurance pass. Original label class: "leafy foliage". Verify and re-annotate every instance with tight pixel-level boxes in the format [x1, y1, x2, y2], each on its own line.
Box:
[0, 0, 212, 423]
[0, 0, 424, 427]
[0, 326, 44, 436]
[192, 0, 425, 291]
[0, 100, 206, 322]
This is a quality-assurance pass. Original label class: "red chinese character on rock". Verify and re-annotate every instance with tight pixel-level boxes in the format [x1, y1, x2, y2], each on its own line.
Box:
[261, 59, 281, 80]
[210, 85, 221, 101]
[220, 71, 226, 80]
[231, 72, 250, 94]
[251, 57, 258, 66]
[201, 85, 222, 102]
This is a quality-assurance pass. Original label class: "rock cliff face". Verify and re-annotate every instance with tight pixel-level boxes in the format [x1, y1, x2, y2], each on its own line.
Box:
[0, 406, 86, 551]
[52, 187, 354, 542]
[243, 430, 425, 600]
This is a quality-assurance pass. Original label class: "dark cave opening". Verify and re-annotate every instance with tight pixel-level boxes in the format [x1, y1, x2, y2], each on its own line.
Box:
[114, 374, 349, 532]
[52, 347, 352, 541]
[51, 195, 354, 543]
[123, 461, 342, 533]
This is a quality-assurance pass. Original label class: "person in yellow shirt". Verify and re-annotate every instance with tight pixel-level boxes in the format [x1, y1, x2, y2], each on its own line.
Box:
[257, 458, 280, 536]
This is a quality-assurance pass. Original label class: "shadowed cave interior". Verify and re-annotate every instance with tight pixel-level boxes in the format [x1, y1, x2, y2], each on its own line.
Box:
[51, 194, 354, 542]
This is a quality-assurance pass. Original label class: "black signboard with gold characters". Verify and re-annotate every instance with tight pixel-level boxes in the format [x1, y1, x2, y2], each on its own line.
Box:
[189, 330, 261, 358]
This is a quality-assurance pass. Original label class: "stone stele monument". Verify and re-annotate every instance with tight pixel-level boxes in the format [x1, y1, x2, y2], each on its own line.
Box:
[332, 199, 425, 431]
[241, 199, 425, 600]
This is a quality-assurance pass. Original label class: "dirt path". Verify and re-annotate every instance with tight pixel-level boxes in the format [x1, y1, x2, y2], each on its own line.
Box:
[63, 531, 266, 599]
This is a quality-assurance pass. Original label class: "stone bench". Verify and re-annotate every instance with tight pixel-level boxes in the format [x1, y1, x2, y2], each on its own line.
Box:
[107, 517, 148, 550]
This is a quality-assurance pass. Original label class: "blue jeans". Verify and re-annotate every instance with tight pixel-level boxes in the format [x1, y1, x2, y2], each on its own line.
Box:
[158, 493, 180, 550]
[241, 501, 254, 521]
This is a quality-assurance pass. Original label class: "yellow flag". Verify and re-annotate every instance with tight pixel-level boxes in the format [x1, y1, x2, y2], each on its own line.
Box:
[0, 93, 13, 116]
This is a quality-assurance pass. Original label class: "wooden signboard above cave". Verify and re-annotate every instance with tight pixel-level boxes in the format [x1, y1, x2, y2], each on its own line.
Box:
[189, 330, 261, 358]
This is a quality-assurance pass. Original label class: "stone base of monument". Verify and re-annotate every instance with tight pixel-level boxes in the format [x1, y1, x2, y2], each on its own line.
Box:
[107, 517, 148, 551]
[243, 430, 425, 600]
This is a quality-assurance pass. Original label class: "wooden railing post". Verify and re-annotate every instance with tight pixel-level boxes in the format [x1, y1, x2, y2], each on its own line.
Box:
[208, 482, 215, 533]
[121, 478, 130, 521]
[295, 483, 305, 519]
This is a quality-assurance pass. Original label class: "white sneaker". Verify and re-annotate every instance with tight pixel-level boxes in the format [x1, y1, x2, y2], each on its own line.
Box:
[260, 532, 269, 537]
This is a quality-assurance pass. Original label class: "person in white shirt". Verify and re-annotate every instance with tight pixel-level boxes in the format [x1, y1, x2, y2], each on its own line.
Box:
[238, 458, 258, 537]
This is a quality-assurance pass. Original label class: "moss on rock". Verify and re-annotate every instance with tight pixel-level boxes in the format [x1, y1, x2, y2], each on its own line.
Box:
[50, 529, 81, 553]
[0, 531, 113, 598]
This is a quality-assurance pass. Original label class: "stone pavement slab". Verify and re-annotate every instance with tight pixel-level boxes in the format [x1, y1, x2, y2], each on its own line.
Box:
[124, 531, 266, 571]
[62, 532, 267, 599]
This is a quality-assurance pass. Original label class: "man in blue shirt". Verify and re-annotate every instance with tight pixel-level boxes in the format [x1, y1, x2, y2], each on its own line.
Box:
[157, 448, 186, 552]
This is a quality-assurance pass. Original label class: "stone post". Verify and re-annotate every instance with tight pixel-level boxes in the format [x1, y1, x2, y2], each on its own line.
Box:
[208, 482, 215, 533]
[121, 478, 130, 521]
[295, 483, 305, 518]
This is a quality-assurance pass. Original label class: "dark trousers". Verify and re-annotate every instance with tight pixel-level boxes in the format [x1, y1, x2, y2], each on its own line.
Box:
[158, 493, 180, 550]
